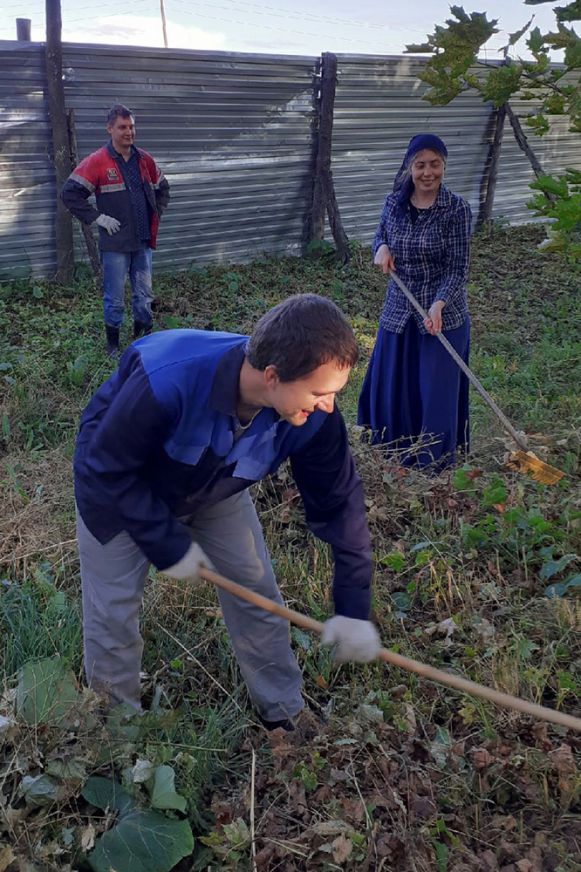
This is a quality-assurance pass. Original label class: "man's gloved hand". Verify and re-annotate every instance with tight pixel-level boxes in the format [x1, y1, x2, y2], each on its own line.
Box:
[163, 542, 211, 583]
[321, 616, 381, 663]
[95, 213, 121, 235]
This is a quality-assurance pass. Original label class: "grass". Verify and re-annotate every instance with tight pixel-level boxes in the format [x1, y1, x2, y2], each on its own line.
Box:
[0, 225, 580, 871]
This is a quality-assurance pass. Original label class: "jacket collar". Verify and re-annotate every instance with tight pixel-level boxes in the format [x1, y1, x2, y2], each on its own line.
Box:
[106, 140, 140, 161]
[208, 340, 248, 416]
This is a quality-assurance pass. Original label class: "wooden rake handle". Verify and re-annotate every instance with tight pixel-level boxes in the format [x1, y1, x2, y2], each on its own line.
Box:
[200, 566, 581, 733]
[388, 270, 529, 453]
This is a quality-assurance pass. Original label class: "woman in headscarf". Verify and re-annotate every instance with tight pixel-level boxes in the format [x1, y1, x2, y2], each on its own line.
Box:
[357, 133, 472, 471]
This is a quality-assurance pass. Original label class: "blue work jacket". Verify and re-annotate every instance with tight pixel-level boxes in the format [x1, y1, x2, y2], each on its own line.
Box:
[74, 330, 372, 619]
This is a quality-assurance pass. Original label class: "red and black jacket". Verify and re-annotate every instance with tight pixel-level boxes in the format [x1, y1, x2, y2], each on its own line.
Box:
[61, 141, 170, 251]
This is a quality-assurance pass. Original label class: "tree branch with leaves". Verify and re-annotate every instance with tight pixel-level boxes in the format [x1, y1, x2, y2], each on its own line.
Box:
[406, 2, 580, 257]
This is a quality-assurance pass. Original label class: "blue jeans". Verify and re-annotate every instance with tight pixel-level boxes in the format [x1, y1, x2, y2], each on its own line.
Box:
[101, 247, 153, 329]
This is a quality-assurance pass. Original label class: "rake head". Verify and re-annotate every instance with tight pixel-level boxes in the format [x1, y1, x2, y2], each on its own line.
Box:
[505, 449, 565, 485]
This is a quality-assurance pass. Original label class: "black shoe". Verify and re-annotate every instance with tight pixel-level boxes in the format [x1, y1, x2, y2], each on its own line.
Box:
[258, 709, 325, 738]
[105, 324, 120, 358]
[258, 714, 295, 732]
[133, 320, 152, 340]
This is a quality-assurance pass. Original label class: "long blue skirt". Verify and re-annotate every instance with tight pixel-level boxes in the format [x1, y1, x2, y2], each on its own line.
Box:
[357, 318, 470, 470]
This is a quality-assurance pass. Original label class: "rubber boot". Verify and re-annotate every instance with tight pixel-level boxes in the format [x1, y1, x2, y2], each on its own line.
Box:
[133, 320, 152, 340]
[105, 324, 120, 359]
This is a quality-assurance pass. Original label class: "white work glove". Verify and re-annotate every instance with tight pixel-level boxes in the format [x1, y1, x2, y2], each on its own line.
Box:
[95, 213, 121, 235]
[163, 542, 211, 584]
[321, 616, 381, 663]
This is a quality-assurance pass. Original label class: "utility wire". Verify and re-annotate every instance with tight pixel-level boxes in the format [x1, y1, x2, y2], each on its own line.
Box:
[63, 0, 152, 13]
[64, 0, 154, 25]
[172, 0, 396, 31]
[1, 0, 429, 50]
[166, 0, 427, 49]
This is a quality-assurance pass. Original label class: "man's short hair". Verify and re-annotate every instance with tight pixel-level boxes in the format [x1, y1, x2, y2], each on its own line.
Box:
[246, 294, 358, 382]
[107, 104, 134, 125]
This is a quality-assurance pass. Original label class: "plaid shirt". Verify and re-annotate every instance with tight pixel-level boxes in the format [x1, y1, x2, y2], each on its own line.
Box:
[124, 148, 150, 243]
[372, 185, 472, 334]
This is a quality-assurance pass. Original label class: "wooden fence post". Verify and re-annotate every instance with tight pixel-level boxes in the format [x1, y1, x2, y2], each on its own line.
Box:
[45, 0, 74, 284]
[477, 102, 507, 229]
[16, 19, 32, 40]
[67, 109, 101, 279]
[311, 52, 350, 263]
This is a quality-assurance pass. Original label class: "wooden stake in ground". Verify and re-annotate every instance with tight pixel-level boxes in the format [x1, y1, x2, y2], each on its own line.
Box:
[200, 566, 581, 733]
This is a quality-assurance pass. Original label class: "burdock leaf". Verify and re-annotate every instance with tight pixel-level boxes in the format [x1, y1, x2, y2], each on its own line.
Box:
[82, 776, 135, 816]
[87, 810, 194, 872]
[150, 765, 187, 813]
[16, 657, 80, 726]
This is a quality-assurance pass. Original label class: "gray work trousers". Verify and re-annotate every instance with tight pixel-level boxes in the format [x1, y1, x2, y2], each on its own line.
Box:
[77, 490, 304, 721]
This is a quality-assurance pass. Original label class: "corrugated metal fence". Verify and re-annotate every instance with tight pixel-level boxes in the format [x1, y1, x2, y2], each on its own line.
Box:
[0, 41, 579, 280]
[64, 44, 318, 272]
[332, 54, 580, 239]
[0, 41, 57, 279]
[332, 54, 492, 242]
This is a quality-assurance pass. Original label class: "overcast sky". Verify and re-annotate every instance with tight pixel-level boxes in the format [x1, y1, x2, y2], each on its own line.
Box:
[0, 0, 565, 58]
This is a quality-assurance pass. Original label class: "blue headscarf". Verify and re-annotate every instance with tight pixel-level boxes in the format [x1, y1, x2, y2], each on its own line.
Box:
[393, 133, 448, 216]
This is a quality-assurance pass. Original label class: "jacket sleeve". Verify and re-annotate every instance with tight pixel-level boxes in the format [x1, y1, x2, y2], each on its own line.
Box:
[78, 359, 193, 570]
[155, 174, 170, 217]
[290, 409, 372, 620]
[434, 198, 472, 305]
[372, 194, 392, 257]
[60, 154, 101, 225]
[149, 156, 170, 216]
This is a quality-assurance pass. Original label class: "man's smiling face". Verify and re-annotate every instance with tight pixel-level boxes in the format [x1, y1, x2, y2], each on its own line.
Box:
[265, 360, 351, 426]
[107, 115, 136, 152]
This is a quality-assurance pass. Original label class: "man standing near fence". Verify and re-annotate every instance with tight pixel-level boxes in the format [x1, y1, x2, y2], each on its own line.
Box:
[61, 104, 170, 357]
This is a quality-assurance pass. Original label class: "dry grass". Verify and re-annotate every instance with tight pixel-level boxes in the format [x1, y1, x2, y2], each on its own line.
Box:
[0, 448, 76, 566]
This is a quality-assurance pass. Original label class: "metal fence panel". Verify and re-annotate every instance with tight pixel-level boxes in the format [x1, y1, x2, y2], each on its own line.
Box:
[331, 55, 492, 245]
[332, 55, 581, 244]
[0, 41, 56, 279]
[0, 42, 580, 280]
[62, 44, 318, 271]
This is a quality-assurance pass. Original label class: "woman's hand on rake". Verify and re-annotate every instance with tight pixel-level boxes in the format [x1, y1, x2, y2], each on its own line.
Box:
[374, 244, 395, 274]
[424, 300, 445, 335]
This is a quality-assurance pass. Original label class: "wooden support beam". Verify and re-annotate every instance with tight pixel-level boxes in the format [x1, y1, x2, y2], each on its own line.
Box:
[16, 18, 31, 40]
[477, 102, 507, 229]
[67, 109, 101, 279]
[45, 0, 74, 284]
[311, 52, 350, 263]
[506, 102, 555, 202]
